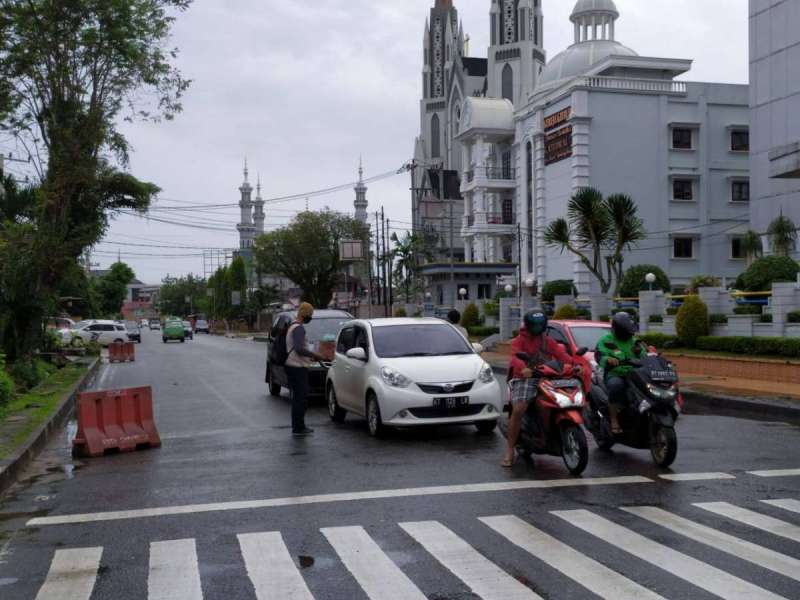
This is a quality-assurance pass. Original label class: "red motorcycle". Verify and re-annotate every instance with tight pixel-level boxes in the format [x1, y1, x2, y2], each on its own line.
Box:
[502, 352, 589, 476]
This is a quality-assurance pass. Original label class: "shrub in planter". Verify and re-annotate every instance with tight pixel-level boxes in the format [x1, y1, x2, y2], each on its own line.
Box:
[640, 333, 680, 348]
[394, 307, 407, 317]
[760, 314, 774, 323]
[541, 280, 576, 302]
[575, 308, 592, 320]
[675, 295, 709, 347]
[553, 305, 580, 320]
[648, 314, 664, 324]
[598, 314, 610, 322]
[736, 256, 800, 292]
[709, 314, 729, 325]
[696, 336, 800, 358]
[467, 326, 500, 338]
[461, 303, 480, 328]
[619, 265, 671, 298]
[733, 304, 762, 316]
[687, 275, 721, 293]
[787, 310, 800, 324]
[483, 300, 499, 318]
[666, 307, 679, 316]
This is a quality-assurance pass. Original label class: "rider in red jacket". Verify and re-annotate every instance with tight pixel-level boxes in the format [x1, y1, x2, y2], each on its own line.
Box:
[503, 311, 575, 467]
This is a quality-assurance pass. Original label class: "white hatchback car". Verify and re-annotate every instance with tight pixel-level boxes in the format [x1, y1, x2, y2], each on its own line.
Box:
[326, 318, 503, 437]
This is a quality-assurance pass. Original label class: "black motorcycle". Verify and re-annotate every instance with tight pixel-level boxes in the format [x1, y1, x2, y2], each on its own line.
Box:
[584, 348, 679, 467]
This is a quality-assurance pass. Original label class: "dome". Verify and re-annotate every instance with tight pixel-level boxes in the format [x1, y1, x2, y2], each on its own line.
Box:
[571, 0, 619, 20]
[539, 39, 638, 86]
[459, 97, 514, 134]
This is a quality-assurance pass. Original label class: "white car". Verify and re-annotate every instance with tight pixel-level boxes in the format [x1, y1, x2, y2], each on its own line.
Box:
[325, 318, 503, 437]
[71, 320, 130, 347]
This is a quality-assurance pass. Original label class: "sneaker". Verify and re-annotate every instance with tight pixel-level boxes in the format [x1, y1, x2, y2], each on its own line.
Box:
[292, 427, 314, 436]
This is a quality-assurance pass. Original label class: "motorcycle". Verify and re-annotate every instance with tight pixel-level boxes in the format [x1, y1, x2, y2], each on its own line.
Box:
[501, 352, 589, 476]
[584, 347, 680, 467]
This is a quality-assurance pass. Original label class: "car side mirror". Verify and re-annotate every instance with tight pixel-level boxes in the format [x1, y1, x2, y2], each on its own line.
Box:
[346, 347, 367, 362]
[472, 343, 484, 354]
[576, 347, 589, 356]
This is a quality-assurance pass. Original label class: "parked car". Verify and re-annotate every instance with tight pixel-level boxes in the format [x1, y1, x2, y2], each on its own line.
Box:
[140, 318, 149, 328]
[149, 318, 161, 331]
[265, 309, 352, 397]
[194, 319, 210, 334]
[125, 321, 142, 343]
[326, 318, 503, 437]
[162, 319, 186, 343]
[72, 320, 129, 347]
[182, 321, 194, 340]
[46, 317, 76, 345]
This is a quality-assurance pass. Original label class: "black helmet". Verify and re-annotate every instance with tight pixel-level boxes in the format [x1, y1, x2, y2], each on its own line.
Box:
[447, 309, 461, 325]
[523, 311, 548, 336]
[612, 312, 636, 341]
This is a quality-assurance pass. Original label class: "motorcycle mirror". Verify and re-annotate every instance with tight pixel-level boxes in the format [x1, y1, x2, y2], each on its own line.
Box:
[516, 352, 531, 362]
[576, 347, 589, 356]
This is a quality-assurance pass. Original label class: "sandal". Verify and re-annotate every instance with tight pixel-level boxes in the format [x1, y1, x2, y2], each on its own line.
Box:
[611, 425, 623, 435]
[501, 456, 515, 468]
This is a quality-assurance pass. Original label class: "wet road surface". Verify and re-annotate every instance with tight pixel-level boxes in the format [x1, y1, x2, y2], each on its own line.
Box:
[1, 328, 800, 599]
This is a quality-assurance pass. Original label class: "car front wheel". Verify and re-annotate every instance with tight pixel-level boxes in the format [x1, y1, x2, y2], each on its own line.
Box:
[366, 394, 386, 438]
[327, 385, 346, 423]
[475, 420, 497, 434]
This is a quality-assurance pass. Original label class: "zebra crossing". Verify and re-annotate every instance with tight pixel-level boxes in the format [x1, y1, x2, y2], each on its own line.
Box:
[33, 498, 800, 600]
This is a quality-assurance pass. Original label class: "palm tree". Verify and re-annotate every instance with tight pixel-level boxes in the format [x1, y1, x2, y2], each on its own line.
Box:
[543, 187, 644, 295]
[768, 212, 797, 257]
[390, 232, 431, 302]
[740, 230, 763, 266]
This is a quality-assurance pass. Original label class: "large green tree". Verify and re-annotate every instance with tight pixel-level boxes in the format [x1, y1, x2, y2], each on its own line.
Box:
[0, 0, 191, 353]
[254, 211, 369, 307]
[93, 262, 135, 317]
[158, 274, 207, 317]
[767, 213, 797, 258]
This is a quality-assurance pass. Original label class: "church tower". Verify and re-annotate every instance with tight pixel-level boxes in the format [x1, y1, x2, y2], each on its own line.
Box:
[353, 157, 368, 224]
[253, 175, 265, 235]
[487, 0, 546, 105]
[236, 160, 256, 249]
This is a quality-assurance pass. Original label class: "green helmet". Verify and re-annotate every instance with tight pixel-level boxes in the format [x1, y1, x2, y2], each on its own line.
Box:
[523, 311, 548, 336]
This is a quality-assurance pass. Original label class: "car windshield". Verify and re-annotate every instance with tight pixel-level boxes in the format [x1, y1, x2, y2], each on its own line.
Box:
[371, 324, 473, 358]
[569, 326, 611, 351]
[303, 317, 349, 344]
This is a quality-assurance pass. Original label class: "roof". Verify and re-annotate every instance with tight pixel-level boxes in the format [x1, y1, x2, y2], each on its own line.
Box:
[461, 56, 488, 77]
[458, 97, 514, 137]
[365, 318, 447, 328]
[571, 0, 619, 20]
[539, 40, 638, 86]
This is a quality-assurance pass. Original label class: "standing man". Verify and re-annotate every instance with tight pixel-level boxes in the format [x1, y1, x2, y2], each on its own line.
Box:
[447, 309, 469, 340]
[285, 302, 325, 436]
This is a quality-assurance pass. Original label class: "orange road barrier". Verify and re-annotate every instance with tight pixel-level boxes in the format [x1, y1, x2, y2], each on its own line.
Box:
[72, 386, 161, 458]
[108, 341, 135, 363]
[123, 341, 135, 362]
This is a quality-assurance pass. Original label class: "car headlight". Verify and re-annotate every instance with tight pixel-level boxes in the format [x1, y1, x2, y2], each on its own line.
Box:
[479, 363, 495, 384]
[381, 366, 411, 388]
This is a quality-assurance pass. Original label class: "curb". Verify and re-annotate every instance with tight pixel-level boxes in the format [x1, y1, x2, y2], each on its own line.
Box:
[0, 357, 100, 497]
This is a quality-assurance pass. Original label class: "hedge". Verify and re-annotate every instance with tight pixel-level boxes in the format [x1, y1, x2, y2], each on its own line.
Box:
[733, 305, 762, 316]
[788, 310, 800, 324]
[736, 256, 799, 291]
[648, 314, 664, 324]
[640, 333, 680, 349]
[467, 326, 500, 338]
[482, 301, 499, 318]
[666, 307, 679, 316]
[541, 280, 576, 302]
[619, 264, 671, 298]
[760, 314, 773, 323]
[709, 314, 729, 325]
[696, 336, 800, 358]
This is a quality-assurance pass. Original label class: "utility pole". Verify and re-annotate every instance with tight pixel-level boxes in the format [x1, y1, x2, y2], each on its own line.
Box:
[374, 211, 382, 310]
[381, 207, 389, 313]
[438, 162, 455, 307]
[387, 219, 394, 310]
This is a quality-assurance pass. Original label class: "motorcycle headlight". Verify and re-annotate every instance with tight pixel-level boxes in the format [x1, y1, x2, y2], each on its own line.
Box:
[381, 366, 411, 388]
[554, 391, 581, 408]
[573, 391, 585, 407]
[646, 383, 678, 400]
[479, 363, 495, 384]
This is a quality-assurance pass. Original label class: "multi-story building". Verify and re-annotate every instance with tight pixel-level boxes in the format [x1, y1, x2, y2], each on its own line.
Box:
[749, 0, 800, 246]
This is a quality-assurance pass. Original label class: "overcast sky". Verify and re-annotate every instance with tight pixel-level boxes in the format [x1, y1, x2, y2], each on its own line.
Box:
[71, 0, 748, 283]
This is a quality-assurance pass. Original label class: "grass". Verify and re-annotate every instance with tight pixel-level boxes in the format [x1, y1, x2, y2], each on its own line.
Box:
[0, 363, 88, 460]
[663, 347, 800, 364]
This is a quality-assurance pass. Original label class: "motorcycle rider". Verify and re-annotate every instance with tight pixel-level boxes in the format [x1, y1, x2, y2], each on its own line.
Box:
[597, 312, 647, 434]
[503, 310, 574, 467]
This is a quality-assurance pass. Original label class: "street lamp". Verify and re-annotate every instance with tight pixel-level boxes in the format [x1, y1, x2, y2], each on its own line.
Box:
[524, 278, 537, 297]
[504, 284, 514, 295]
[645, 272, 656, 291]
[458, 288, 467, 301]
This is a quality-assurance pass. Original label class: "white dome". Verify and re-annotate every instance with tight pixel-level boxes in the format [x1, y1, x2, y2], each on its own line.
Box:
[460, 97, 514, 133]
[571, 0, 619, 20]
[539, 40, 638, 86]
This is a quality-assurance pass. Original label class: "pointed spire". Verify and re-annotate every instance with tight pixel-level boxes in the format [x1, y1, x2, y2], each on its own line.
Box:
[243, 157, 249, 182]
[358, 155, 364, 183]
[256, 173, 262, 198]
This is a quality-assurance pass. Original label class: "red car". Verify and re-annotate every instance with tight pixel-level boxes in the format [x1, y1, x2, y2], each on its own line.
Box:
[547, 320, 684, 411]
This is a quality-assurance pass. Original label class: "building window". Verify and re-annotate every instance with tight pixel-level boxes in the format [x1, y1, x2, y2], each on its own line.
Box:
[672, 128, 693, 150]
[731, 237, 745, 260]
[501, 150, 512, 178]
[731, 130, 749, 152]
[478, 284, 492, 299]
[431, 114, 440, 158]
[732, 180, 750, 203]
[672, 179, 694, 201]
[502, 63, 514, 103]
[673, 237, 695, 259]
[502, 198, 514, 224]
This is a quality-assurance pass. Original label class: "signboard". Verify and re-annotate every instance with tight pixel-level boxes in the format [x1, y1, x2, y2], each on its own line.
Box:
[545, 125, 573, 166]
[544, 107, 571, 132]
[339, 240, 365, 262]
[231, 291, 241, 306]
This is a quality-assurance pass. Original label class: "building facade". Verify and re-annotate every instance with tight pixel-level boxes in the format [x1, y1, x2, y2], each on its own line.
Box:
[416, 0, 751, 298]
[749, 0, 800, 244]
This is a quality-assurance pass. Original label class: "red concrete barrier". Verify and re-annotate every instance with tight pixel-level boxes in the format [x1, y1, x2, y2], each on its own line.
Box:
[108, 342, 124, 363]
[72, 386, 161, 458]
[124, 341, 135, 362]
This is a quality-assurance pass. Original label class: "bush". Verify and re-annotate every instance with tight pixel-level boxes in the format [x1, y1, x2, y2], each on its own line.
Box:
[709, 314, 729, 325]
[666, 307, 679, 316]
[393, 307, 407, 317]
[737, 256, 800, 292]
[788, 310, 800, 324]
[687, 275, 721, 293]
[483, 301, 499, 318]
[760, 314, 774, 323]
[467, 326, 500, 338]
[461, 303, 480, 328]
[648, 314, 664, 324]
[619, 265, 671, 298]
[640, 333, 680, 349]
[553, 305, 580, 320]
[675, 295, 709, 348]
[733, 304, 762, 316]
[9, 359, 44, 391]
[696, 336, 800, 358]
[598, 314, 610, 322]
[613, 307, 638, 319]
[541, 280, 576, 302]
[0, 354, 13, 408]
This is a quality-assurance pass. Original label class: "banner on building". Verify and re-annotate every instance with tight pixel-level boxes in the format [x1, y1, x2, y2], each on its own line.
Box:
[544, 106, 573, 166]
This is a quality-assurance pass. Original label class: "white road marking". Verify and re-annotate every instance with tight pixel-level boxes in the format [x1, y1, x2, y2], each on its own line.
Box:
[554, 509, 787, 600]
[238, 532, 313, 600]
[148, 539, 203, 600]
[35, 547, 102, 600]
[321, 526, 426, 600]
[748, 469, 800, 478]
[763, 498, 800, 515]
[26, 475, 652, 527]
[695, 502, 800, 543]
[624, 506, 800, 582]
[400, 520, 541, 600]
[658, 473, 736, 481]
[480, 515, 664, 600]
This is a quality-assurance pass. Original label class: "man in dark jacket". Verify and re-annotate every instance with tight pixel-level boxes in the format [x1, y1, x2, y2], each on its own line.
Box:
[285, 302, 325, 436]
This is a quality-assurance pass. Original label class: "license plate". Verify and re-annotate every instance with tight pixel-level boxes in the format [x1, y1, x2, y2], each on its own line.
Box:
[433, 396, 469, 409]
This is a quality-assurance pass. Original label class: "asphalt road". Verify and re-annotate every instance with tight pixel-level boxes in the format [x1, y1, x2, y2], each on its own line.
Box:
[1, 328, 800, 599]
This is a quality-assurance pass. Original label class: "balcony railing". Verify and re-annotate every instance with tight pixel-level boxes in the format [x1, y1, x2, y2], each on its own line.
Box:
[579, 76, 687, 94]
[481, 166, 516, 180]
[486, 212, 516, 225]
